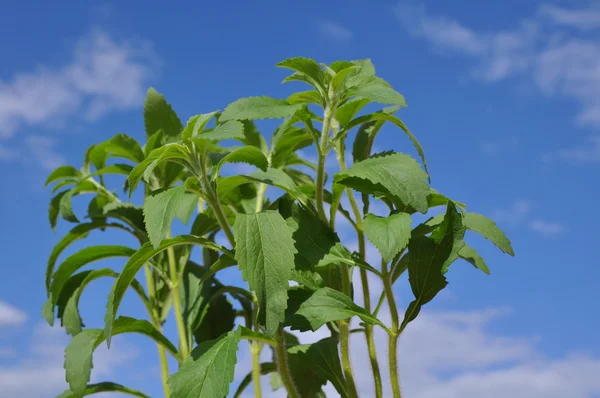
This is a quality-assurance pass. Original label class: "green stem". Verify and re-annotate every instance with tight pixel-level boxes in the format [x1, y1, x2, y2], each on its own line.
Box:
[166, 231, 190, 360]
[250, 342, 263, 398]
[275, 327, 300, 398]
[382, 260, 402, 398]
[143, 265, 171, 398]
[315, 105, 333, 224]
[340, 262, 359, 398]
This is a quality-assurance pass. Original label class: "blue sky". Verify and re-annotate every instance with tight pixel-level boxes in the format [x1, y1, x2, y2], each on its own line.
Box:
[0, 0, 599, 397]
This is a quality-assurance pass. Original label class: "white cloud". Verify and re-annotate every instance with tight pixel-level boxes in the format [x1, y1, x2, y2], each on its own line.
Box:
[0, 300, 27, 326]
[0, 321, 138, 398]
[528, 219, 566, 237]
[318, 20, 354, 42]
[0, 135, 65, 171]
[491, 199, 532, 225]
[394, 1, 600, 129]
[555, 134, 600, 164]
[480, 137, 520, 156]
[0, 28, 156, 139]
[540, 4, 600, 30]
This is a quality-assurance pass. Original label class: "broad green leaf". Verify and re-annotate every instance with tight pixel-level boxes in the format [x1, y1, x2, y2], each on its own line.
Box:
[199, 120, 245, 142]
[46, 221, 132, 291]
[88, 163, 133, 179]
[351, 83, 407, 107]
[49, 191, 68, 230]
[46, 166, 81, 186]
[401, 207, 458, 330]
[101, 202, 147, 238]
[270, 127, 313, 169]
[329, 60, 356, 72]
[58, 180, 99, 224]
[143, 185, 188, 248]
[103, 134, 145, 163]
[55, 382, 150, 398]
[49, 245, 136, 305]
[233, 211, 296, 334]
[364, 212, 412, 263]
[334, 152, 430, 213]
[220, 96, 303, 121]
[296, 287, 384, 330]
[144, 88, 182, 137]
[190, 213, 220, 236]
[287, 90, 323, 106]
[212, 146, 268, 178]
[463, 212, 515, 256]
[335, 98, 370, 128]
[104, 236, 232, 344]
[175, 193, 198, 225]
[143, 129, 164, 157]
[239, 326, 277, 346]
[348, 112, 429, 176]
[433, 203, 467, 273]
[181, 111, 219, 140]
[458, 244, 490, 275]
[142, 143, 189, 184]
[128, 144, 189, 196]
[168, 328, 241, 398]
[65, 316, 177, 398]
[217, 168, 306, 205]
[277, 57, 326, 90]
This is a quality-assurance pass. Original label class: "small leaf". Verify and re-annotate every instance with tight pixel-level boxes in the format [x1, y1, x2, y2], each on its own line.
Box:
[364, 212, 412, 263]
[287, 90, 323, 105]
[128, 144, 189, 196]
[65, 317, 177, 398]
[55, 382, 150, 398]
[143, 185, 188, 248]
[220, 96, 304, 121]
[212, 146, 268, 178]
[217, 168, 306, 205]
[181, 111, 219, 140]
[351, 84, 407, 107]
[334, 152, 430, 213]
[144, 88, 182, 137]
[175, 193, 198, 225]
[104, 236, 233, 344]
[296, 287, 384, 330]
[277, 57, 326, 90]
[168, 328, 241, 398]
[199, 120, 245, 142]
[46, 166, 82, 186]
[233, 211, 296, 334]
[458, 244, 490, 275]
[335, 98, 370, 128]
[463, 212, 515, 256]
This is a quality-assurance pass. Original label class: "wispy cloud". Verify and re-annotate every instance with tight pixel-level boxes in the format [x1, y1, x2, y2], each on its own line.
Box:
[551, 134, 600, 165]
[528, 219, 566, 237]
[0, 28, 156, 138]
[480, 137, 520, 156]
[492, 199, 565, 237]
[0, 300, 26, 326]
[0, 136, 65, 171]
[318, 20, 354, 42]
[394, 1, 600, 129]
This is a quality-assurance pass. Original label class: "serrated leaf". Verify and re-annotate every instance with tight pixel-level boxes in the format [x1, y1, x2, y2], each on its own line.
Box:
[144, 185, 188, 248]
[49, 245, 136, 306]
[277, 57, 326, 90]
[55, 382, 150, 398]
[233, 211, 296, 334]
[463, 212, 514, 256]
[58, 180, 99, 224]
[349, 112, 429, 176]
[190, 213, 220, 236]
[144, 88, 182, 137]
[296, 287, 384, 330]
[334, 152, 430, 213]
[175, 193, 198, 225]
[336, 98, 370, 128]
[287, 90, 323, 105]
[65, 316, 177, 398]
[104, 236, 233, 345]
[458, 244, 490, 275]
[401, 208, 458, 330]
[217, 168, 306, 205]
[220, 97, 304, 121]
[212, 146, 268, 178]
[168, 328, 241, 398]
[181, 111, 219, 140]
[364, 212, 412, 263]
[128, 145, 189, 196]
[351, 84, 407, 107]
[46, 166, 82, 186]
[199, 120, 245, 142]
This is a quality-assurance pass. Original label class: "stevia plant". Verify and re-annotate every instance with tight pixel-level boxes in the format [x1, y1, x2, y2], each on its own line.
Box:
[45, 57, 513, 398]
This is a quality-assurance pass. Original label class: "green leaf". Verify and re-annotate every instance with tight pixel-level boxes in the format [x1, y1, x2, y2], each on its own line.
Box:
[144, 88, 182, 137]
[334, 152, 430, 213]
[458, 244, 490, 275]
[199, 120, 245, 142]
[364, 212, 412, 263]
[233, 363, 278, 398]
[348, 112, 429, 176]
[277, 57, 326, 90]
[296, 287, 385, 330]
[65, 316, 177, 398]
[351, 83, 407, 107]
[217, 168, 306, 205]
[190, 213, 220, 236]
[212, 146, 268, 178]
[49, 191, 68, 230]
[143, 185, 188, 248]
[401, 207, 458, 330]
[463, 212, 515, 256]
[55, 382, 150, 398]
[270, 127, 314, 169]
[104, 236, 232, 344]
[49, 245, 136, 306]
[128, 144, 189, 196]
[287, 90, 323, 106]
[220, 96, 304, 121]
[58, 180, 99, 224]
[46, 166, 82, 186]
[335, 98, 370, 128]
[233, 211, 296, 334]
[181, 111, 219, 140]
[175, 193, 198, 225]
[168, 328, 241, 398]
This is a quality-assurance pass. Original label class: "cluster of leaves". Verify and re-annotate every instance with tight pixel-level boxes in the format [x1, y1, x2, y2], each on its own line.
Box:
[45, 57, 513, 398]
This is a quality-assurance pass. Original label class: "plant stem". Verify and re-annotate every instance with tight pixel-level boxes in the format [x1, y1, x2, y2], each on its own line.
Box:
[315, 103, 333, 224]
[382, 260, 402, 398]
[166, 231, 190, 359]
[275, 327, 300, 398]
[340, 261, 359, 398]
[335, 136, 383, 398]
[143, 265, 171, 398]
[250, 342, 263, 398]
